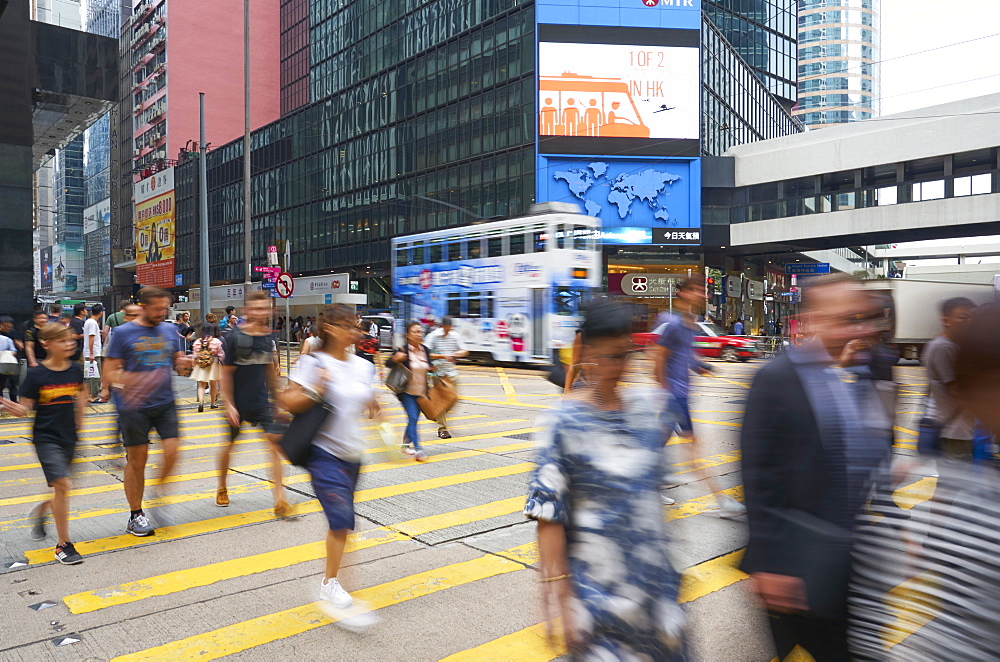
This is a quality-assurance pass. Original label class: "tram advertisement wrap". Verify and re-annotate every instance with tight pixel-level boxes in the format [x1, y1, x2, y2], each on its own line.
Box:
[134, 168, 175, 288]
[538, 42, 699, 142]
[393, 251, 596, 362]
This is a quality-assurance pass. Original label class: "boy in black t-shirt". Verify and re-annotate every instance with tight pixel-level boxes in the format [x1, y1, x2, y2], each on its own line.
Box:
[0, 323, 88, 564]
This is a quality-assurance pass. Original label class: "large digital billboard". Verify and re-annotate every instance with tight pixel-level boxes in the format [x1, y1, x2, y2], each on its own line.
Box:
[537, 156, 701, 245]
[538, 42, 699, 142]
[135, 168, 175, 288]
[534, 0, 702, 243]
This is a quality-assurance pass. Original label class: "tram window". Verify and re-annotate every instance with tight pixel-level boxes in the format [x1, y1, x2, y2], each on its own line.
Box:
[467, 297, 482, 318]
[468, 239, 482, 259]
[483, 292, 493, 318]
[447, 293, 461, 317]
[448, 242, 463, 261]
[487, 236, 503, 257]
[557, 225, 568, 249]
[574, 226, 589, 250]
[509, 233, 525, 255]
[429, 243, 443, 263]
[533, 231, 547, 252]
[396, 248, 409, 267]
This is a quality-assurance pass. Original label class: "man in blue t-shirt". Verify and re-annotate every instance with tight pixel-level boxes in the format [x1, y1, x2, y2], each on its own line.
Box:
[654, 276, 746, 518]
[105, 286, 193, 536]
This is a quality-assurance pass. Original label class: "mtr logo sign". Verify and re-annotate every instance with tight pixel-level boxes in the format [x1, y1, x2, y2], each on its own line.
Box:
[642, 0, 695, 5]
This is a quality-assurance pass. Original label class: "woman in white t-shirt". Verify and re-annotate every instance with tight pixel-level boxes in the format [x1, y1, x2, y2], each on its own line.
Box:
[278, 303, 379, 629]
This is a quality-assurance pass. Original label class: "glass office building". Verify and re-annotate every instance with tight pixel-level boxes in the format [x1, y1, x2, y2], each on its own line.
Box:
[794, 0, 880, 127]
[175, 1, 800, 295]
[703, 0, 799, 108]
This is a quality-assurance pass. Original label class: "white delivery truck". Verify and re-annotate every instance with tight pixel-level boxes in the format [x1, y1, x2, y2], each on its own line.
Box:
[861, 278, 998, 361]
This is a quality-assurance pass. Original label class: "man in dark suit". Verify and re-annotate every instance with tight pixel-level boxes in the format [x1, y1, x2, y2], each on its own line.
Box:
[741, 275, 894, 661]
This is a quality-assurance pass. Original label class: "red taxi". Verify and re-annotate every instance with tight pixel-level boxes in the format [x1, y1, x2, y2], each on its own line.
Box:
[633, 321, 761, 362]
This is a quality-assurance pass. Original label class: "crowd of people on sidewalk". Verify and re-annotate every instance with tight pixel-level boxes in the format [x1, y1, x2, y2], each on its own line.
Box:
[4, 274, 998, 657]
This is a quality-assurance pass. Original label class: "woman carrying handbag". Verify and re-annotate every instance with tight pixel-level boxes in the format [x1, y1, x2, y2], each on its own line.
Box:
[190, 322, 224, 412]
[277, 304, 381, 629]
[388, 321, 431, 462]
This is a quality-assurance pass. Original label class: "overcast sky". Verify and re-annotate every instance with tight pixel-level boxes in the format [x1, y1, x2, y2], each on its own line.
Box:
[880, 0, 1000, 115]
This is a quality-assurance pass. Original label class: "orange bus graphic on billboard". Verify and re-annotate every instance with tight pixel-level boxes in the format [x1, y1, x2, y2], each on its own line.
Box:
[539, 73, 651, 138]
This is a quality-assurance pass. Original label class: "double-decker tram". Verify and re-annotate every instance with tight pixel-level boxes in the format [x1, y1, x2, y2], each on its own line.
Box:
[391, 207, 601, 363]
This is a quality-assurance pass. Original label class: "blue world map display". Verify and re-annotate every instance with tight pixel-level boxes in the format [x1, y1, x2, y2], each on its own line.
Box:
[538, 157, 700, 244]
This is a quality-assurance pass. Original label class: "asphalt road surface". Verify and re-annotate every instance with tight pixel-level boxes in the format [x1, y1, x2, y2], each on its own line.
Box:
[0, 355, 931, 661]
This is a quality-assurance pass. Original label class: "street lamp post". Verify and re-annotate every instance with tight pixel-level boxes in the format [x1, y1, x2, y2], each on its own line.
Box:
[243, 0, 252, 289]
[199, 93, 210, 326]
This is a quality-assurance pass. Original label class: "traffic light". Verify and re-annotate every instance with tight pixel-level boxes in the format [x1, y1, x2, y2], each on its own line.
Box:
[706, 277, 715, 286]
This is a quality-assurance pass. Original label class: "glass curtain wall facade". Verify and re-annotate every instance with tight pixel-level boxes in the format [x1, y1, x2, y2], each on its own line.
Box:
[702, 18, 802, 156]
[794, 0, 880, 127]
[703, 0, 798, 107]
[176, 0, 535, 285]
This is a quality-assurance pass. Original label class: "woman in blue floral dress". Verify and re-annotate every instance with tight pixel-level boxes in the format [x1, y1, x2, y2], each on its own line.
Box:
[525, 302, 687, 660]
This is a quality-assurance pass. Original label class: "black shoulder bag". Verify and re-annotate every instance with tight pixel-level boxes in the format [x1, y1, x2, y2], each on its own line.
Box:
[280, 356, 335, 467]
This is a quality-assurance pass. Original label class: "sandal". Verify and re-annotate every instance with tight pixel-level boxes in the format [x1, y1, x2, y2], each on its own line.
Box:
[438, 428, 451, 439]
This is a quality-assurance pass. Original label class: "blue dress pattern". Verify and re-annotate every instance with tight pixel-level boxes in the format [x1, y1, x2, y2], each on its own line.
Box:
[525, 387, 687, 661]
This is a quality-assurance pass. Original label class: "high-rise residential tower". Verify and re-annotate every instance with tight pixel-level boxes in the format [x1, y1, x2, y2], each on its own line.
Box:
[794, 0, 881, 127]
[108, 0, 280, 298]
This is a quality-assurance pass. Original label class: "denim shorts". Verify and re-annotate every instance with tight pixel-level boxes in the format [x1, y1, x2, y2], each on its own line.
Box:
[307, 447, 361, 531]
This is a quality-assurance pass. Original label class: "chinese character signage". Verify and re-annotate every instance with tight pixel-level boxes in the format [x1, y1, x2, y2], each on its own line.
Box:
[135, 168, 175, 288]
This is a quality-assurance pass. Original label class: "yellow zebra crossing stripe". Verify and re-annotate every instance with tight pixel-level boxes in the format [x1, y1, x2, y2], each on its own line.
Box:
[111, 543, 539, 661]
[64, 496, 529, 614]
[440, 549, 751, 661]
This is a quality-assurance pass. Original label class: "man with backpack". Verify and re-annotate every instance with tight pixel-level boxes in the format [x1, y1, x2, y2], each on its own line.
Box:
[219, 291, 288, 516]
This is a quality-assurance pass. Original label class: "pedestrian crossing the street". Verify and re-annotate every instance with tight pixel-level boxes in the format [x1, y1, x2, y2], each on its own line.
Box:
[0, 361, 933, 660]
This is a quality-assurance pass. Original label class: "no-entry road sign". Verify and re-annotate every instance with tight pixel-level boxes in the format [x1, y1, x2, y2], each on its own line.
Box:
[275, 272, 294, 298]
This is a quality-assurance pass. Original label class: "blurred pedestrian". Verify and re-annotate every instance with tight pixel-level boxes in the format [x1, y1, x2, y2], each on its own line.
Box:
[104, 286, 193, 536]
[191, 323, 224, 412]
[0, 323, 87, 564]
[354, 319, 379, 364]
[525, 302, 686, 659]
[426, 316, 467, 439]
[219, 305, 239, 331]
[24, 309, 51, 368]
[918, 297, 977, 459]
[83, 304, 104, 403]
[390, 321, 430, 462]
[733, 319, 744, 336]
[278, 304, 380, 629]
[654, 276, 745, 516]
[848, 303, 1000, 659]
[741, 274, 893, 661]
[0, 316, 20, 402]
[69, 303, 87, 362]
[174, 311, 195, 351]
[219, 291, 288, 516]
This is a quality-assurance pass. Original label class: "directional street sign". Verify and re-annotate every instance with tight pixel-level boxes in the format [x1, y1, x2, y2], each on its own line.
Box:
[261, 281, 276, 290]
[254, 266, 281, 274]
[275, 272, 294, 298]
[784, 262, 830, 275]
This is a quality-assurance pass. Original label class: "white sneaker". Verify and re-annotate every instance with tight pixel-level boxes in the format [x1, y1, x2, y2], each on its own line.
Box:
[716, 495, 747, 519]
[320, 577, 353, 610]
[661, 494, 676, 506]
[337, 602, 381, 633]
